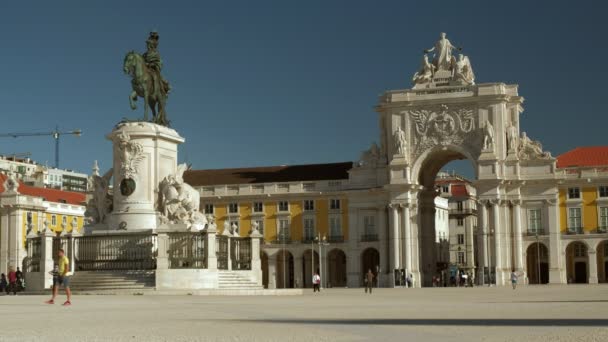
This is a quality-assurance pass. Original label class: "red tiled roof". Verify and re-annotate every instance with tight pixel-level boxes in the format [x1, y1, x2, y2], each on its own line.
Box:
[184, 162, 353, 186]
[450, 184, 469, 197]
[556, 147, 608, 168]
[0, 173, 86, 205]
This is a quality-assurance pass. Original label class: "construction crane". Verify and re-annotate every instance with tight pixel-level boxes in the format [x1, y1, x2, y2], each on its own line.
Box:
[0, 127, 82, 168]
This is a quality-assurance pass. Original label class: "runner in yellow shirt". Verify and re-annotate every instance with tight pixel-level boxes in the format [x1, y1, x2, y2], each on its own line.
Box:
[45, 248, 72, 306]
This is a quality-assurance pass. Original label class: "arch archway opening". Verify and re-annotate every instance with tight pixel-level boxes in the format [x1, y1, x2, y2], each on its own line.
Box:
[416, 148, 477, 287]
[276, 250, 294, 289]
[302, 249, 320, 288]
[361, 248, 380, 287]
[327, 249, 347, 288]
[566, 241, 589, 284]
[526, 242, 549, 284]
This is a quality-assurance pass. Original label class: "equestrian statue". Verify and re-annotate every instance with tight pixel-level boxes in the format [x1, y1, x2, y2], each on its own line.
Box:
[123, 31, 171, 126]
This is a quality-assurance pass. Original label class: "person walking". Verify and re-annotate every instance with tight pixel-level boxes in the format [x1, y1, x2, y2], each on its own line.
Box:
[312, 270, 321, 293]
[45, 248, 72, 306]
[7, 267, 17, 295]
[0, 273, 8, 294]
[511, 269, 518, 290]
[364, 269, 374, 294]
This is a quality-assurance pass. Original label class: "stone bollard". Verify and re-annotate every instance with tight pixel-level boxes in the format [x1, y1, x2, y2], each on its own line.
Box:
[206, 226, 217, 270]
[249, 228, 263, 285]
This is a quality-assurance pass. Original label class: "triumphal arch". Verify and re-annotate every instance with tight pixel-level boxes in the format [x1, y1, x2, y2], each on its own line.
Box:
[349, 33, 563, 287]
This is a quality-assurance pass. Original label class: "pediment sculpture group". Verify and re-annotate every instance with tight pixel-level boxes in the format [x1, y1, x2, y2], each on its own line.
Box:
[412, 32, 475, 87]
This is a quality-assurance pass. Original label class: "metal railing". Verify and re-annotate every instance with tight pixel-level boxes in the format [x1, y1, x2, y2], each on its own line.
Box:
[25, 237, 42, 272]
[526, 229, 546, 236]
[360, 234, 379, 242]
[167, 232, 207, 269]
[566, 227, 584, 235]
[449, 208, 477, 215]
[231, 237, 252, 270]
[74, 234, 157, 271]
[216, 235, 229, 270]
[52, 236, 69, 263]
[327, 235, 344, 243]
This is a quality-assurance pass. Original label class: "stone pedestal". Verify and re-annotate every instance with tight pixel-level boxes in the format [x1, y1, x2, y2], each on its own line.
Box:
[106, 122, 184, 231]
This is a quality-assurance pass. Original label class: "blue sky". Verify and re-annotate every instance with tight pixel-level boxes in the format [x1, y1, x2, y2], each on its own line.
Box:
[0, 0, 606, 177]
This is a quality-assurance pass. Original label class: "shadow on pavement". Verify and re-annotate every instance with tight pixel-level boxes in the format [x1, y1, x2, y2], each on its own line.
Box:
[226, 318, 608, 327]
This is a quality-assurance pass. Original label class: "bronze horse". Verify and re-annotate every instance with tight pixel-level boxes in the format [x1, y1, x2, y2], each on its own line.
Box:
[123, 51, 168, 125]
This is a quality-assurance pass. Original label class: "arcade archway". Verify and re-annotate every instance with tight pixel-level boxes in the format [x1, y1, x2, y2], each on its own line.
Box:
[526, 242, 549, 284]
[361, 248, 380, 286]
[327, 248, 347, 288]
[414, 147, 478, 287]
[597, 241, 608, 283]
[302, 249, 319, 288]
[261, 251, 269, 289]
[276, 250, 294, 288]
[566, 241, 588, 284]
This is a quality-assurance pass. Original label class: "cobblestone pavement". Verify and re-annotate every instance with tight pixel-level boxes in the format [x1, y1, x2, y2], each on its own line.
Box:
[1, 286, 607, 342]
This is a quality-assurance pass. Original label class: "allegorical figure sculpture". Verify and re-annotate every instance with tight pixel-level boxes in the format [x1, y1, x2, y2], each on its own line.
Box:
[412, 54, 436, 85]
[451, 54, 475, 85]
[158, 163, 206, 229]
[87, 168, 113, 224]
[507, 123, 519, 152]
[123, 31, 171, 126]
[424, 32, 461, 71]
[483, 120, 495, 151]
[412, 33, 475, 88]
[518, 132, 552, 160]
[393, 126, 407, 155]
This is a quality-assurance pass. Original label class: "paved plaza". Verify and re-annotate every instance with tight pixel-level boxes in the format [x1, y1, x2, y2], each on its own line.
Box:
[1, 286, 607, 342]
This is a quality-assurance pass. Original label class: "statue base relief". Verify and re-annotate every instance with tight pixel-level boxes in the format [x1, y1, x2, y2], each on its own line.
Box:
[105, 121, 185, 231]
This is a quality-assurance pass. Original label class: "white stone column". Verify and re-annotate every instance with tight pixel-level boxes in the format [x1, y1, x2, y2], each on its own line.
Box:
[491, 200, 502, 285]
[401, 204, 412, 275]
[0, 207, 9, 275]
[388, 204, 400, 286]
[377, 205, 388, 287]
[588, 249, 598, 284]
[477, 201, 488, 284]
[346, 207, 360, 288]
[547, 198, 565, 284]
[513, 200, 524, 272]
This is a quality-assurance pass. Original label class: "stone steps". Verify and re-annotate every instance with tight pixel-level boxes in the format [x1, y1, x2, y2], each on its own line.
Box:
[217, 271, 262, 290]
[67, 271, 155, 291]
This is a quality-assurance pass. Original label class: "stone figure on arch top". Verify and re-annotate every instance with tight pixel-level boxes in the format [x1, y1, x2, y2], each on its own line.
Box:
[451, 54, 475, 85]
[424, 32, 462, 71]
[412, 54, 436, 85]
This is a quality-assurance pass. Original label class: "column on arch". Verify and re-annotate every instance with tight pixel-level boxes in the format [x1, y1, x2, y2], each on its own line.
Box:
[490, 199, 503, 285]
[377, 204, 389, 286]
[512, 199, 524, 273]
[546, 198, 565, 284]
[267, 253, 277, 289]
[388, 203, 400, 285]
[477, 200, 488, 284]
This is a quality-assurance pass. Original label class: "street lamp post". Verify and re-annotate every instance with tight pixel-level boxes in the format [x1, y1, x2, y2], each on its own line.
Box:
[535, 232, 541, 285]
[317, 234, 329, 289]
